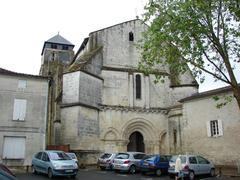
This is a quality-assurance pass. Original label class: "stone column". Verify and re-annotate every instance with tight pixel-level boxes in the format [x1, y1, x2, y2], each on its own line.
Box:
[129, 74, 133, 107]
[116, 140, 129, 152]
[145, 76, 150, 109]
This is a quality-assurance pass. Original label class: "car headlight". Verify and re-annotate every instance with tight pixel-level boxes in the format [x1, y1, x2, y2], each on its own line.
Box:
[74, 163, 78, 169]
[52, 163, 63, 170]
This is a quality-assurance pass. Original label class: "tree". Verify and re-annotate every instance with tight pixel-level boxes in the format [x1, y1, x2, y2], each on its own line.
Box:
[139, 0, 240, 109]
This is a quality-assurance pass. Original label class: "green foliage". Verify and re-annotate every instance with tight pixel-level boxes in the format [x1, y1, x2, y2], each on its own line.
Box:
[213, 94, 233, 108]
[140, 0, 240, 84]
[139, 0, 240, 109]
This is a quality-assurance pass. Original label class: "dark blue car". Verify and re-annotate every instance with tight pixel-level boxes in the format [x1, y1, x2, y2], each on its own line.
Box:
[139, 155, 171, 176]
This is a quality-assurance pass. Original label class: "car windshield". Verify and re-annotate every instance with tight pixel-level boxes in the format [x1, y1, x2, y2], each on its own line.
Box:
[146, 156, 157, 161]
[67, 153, 77, 159]
[100, 153, 112, 159]
[143, 155, 154, 160]
[49, 152, 71, 160]
[170, 155, 186, 163]
[115, 153, 129, 159]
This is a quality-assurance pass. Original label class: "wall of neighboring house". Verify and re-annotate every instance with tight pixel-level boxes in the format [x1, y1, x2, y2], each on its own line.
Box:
[181, 91, 240, 166]
[0, 73, 48, 167]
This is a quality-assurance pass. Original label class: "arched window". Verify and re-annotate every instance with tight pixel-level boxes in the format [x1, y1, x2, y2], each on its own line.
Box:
[136, 74, 141, 99]
[129, 32, 134, 41]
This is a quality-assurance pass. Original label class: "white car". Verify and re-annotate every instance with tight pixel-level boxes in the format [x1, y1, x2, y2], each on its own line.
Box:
[168, 154, 215, 180]
[66, 152, 78, 165]
[97, 153, 116, 170]
[112, 152, 145, 174]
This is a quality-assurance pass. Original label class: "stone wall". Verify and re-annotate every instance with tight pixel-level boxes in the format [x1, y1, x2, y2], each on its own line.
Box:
[0, 74, 48, 166]
[181, 91, 240, 165]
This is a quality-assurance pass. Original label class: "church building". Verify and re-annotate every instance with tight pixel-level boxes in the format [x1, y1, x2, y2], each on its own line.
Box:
[40, 19, 240, 166]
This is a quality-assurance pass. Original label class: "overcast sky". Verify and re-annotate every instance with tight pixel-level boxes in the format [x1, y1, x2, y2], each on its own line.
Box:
[0, 0, 233, 92]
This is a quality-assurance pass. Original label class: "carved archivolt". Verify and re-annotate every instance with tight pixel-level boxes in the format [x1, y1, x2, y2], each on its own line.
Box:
[121, 118, 157, 141]
[103, 127, 120, 140]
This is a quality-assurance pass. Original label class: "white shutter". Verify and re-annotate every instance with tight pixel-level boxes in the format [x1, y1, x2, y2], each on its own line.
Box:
[13, 99, 27, 120]
[206, 121, 211, 137]
[13, 99, 21, 120]
[19, 100, 27, 120]
[218, 120, 223, 136]
[3, 137, 26, 159]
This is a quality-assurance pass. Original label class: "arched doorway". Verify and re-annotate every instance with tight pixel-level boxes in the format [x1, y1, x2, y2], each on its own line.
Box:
[127, 131, 145, 152]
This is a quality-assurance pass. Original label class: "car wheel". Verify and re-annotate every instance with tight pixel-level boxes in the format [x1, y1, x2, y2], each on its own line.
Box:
[48, 168, 53, 179]
[155, 169, 162, 176]
[71, 174, 76, 179]
[188, 171, 195, 180]
[129, 165, 136, 174]
[114, 169, 119, 173]
[32, 165, 38, 174]
[100, 166, 105, 170]
[168, 174, 175, 179]
[210, 168, 215, 177]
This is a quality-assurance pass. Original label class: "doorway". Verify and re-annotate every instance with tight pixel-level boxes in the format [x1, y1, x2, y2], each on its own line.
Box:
[127, 131, 145, 152]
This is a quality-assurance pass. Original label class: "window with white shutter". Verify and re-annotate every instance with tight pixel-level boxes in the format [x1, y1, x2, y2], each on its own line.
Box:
[206, 120, 223, 137]
[13, 99, 27, 121]
[3, 137, 26, 159]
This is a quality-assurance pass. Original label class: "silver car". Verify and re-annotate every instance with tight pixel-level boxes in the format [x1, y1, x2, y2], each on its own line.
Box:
[112, 152, 146, 174]
[97, 153, 116, 170]
[168, 154, 215, 180]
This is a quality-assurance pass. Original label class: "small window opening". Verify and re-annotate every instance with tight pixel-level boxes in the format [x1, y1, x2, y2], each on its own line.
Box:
[62, 45, 68, 50]
[210, 120, 219, 136]
[136, 74, 141, 99]
[51, 52, 55, 61]
[51, 44, 57, 49]
[129, 32, 134, 41]
[173, 129, 177, 144]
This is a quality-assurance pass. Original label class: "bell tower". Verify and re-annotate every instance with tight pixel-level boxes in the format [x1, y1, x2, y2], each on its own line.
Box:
[39, 33, 75, 146]
[40, 33, 75, 76]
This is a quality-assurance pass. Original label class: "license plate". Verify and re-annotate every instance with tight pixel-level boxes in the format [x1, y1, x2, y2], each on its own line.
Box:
[65, 169, 73, 173]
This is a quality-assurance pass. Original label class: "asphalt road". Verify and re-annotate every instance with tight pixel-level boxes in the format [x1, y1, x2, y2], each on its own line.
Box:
[16, 168, 240, 180]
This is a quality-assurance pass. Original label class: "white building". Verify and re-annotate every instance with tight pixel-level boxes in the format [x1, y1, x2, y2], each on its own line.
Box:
[0, 68, 49, 167]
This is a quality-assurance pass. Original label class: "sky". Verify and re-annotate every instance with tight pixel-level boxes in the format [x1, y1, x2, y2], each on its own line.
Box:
[0, 0, 234, 92]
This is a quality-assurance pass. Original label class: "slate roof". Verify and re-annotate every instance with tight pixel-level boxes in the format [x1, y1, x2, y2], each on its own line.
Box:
[0, 68, 49, 80]
[41, 34, 74, 55]
[46, 34, 74, 46]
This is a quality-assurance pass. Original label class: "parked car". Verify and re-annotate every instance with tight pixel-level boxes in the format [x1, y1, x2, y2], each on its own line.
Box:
[0, 164, 16, 177]
[139, 154, 170, 176]
[32, 150, 78, 178]
[168, 154, 215, 180]
[112, 152, 146, 174]
[97, 153, 116, 170]
[66, 152, 78, 165]
[0, 164, 17, 180]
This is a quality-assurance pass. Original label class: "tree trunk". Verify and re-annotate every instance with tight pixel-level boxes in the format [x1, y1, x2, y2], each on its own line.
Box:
[232, 85, 240, 110]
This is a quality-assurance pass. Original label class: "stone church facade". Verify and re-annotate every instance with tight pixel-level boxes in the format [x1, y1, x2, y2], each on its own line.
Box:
[40, 19, 240, 166]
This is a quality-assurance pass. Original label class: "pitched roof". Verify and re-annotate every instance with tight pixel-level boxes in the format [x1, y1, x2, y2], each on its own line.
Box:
[89, 19, 145, 35]
[0, 68, 49, 80]
[46, 34, 74, 46]
[179, 85, 234, 102]
[41, 34, 74, 55]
